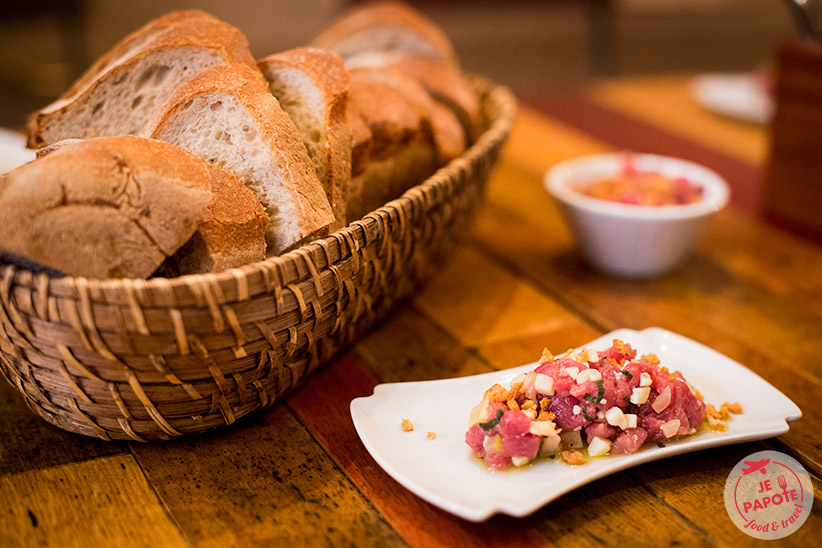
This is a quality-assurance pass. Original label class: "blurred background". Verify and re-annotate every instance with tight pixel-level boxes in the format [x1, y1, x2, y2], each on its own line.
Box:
[0, 0, 796, 129]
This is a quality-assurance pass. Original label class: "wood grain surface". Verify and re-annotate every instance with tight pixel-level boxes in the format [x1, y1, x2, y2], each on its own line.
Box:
[2, 74, 820, 547]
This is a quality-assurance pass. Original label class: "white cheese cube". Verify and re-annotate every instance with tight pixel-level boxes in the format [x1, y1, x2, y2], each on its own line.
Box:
[529, 420, 558, 437]
[625, 413, 638, 429]
[639, 372, 653, 387]
[511, 456, 531, 467]
[630, 386, 651, 405]
[572, 405, 581, 415]
[539, 434, 562, 455]
[534, 373, 555, 396]
[588, 436, 612, 457]
[576, 368, 602, 383]
[605, 407, 628, 430]
[565, 366, 579, 379]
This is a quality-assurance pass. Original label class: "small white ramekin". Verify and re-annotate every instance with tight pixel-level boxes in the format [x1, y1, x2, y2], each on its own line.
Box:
[545, 153, 730, 278]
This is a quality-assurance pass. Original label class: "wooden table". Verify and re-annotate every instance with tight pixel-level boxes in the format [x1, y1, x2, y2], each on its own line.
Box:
[2, 74, 820, 547]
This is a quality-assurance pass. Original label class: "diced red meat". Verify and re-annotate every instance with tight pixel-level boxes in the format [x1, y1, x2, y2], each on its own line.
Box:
[498, 409, 531, 436]
[484, 450, 509, 470]
[466, 340, 711, 470]
[502, 433, 541, 460]
[640, 416, 667, 440]
[535, 358, 582, 392]
[612, 428, 649, 453]
[603, 343, 636, 364]
[591, 359, 626, 408]
[584, 421, 617, 443]
[569, 380, 598, 400]
[548, 393, 589, 431]
[465, 424, 486, 454]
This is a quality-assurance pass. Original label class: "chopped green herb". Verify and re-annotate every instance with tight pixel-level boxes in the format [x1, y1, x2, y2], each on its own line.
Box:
[479, 409, 504, 430]
[657, 442, 666, 448]
[582, 405, 594, 422]
[623, 396, 630, 403]
[583, 380, 606, 403]
[621, 370, 633, 379]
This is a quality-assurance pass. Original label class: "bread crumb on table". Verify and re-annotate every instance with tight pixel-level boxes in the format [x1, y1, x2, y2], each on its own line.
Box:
[427, 432, 437, 440]
[401, 418, 414, 432]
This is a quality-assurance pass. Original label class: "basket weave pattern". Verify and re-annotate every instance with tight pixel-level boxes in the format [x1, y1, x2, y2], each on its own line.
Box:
[0, 79, 516, 441]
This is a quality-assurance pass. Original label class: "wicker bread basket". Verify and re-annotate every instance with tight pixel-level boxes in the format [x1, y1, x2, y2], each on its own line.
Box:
[0, 77, 516, 441]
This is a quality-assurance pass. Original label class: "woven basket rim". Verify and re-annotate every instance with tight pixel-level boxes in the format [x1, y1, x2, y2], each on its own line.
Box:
[2, 76, 517, 297]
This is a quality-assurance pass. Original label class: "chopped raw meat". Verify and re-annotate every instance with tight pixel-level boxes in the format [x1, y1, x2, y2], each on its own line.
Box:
[465, 339, 726, 470]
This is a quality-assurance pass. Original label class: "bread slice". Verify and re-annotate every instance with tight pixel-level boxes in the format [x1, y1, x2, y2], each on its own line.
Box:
[346, 66, 440, 218]
[258, 47, 351, 230]
[0, 136, 212, 278]
[311, 1, 458, 67]
[160, 165, 267, 275]
[345, 51, 481, 142]
[143, 63, 334, 255]
[26, 10, 257, 149]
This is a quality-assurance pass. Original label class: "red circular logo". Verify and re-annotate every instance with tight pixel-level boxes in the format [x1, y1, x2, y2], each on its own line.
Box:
[724, 450, 813, 539]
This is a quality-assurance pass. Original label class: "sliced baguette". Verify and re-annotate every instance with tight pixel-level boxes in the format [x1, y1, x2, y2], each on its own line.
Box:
[160, 165, 267, 275]
[143, 63, 334, 255]
[345, 51, 481, 142]
[0, 136, 212, 278]
[27, 10, 256, 149]
[258, 47, 351, 230]
[347, 66, 440, 218]
[312, 1, 458, 67]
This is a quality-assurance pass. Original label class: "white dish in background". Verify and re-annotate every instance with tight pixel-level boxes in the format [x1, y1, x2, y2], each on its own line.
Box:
[0, 128, 35, 174]
[691, 72, 773, 124]
[545, 153, 730, 279]
[350, 327, 801, 522]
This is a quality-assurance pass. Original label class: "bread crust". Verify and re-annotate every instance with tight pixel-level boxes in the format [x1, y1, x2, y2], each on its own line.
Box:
[345, 51, 481, 142]
[143, 63, 334, 254]
[0, 136, 212, 278]
[162, 165, 267, 274]
[258, 47, 352, 229]
[312, 1, 458, 67]
[27, 10, 256, 148]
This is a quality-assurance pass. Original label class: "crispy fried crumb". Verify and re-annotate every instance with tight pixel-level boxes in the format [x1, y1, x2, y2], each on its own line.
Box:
[539, 348, 554, 364]
[508, 381, 523, 401]
[641, 353, 661, 365]
[694, 389, 704, 401]
[484, 384, 507, 403]
[539, 398, 550, 410]
[521, 400, 537, 412]
[705, 401, 743, 431]
[613, 339, 629, 354]
[427, 432, 437, 440]
[538, 411, 556, 421]
[506, 399, 520, 411]
[577, 348, 597, 363]
[401, 419, 414, 432]
[561, 450, 587, 465]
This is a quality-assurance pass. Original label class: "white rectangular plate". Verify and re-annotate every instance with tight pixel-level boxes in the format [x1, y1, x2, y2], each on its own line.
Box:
[350, 327, 801, 521]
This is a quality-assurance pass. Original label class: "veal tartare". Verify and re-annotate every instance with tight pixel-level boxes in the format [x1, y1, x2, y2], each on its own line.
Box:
[465, 340, 726, 470]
